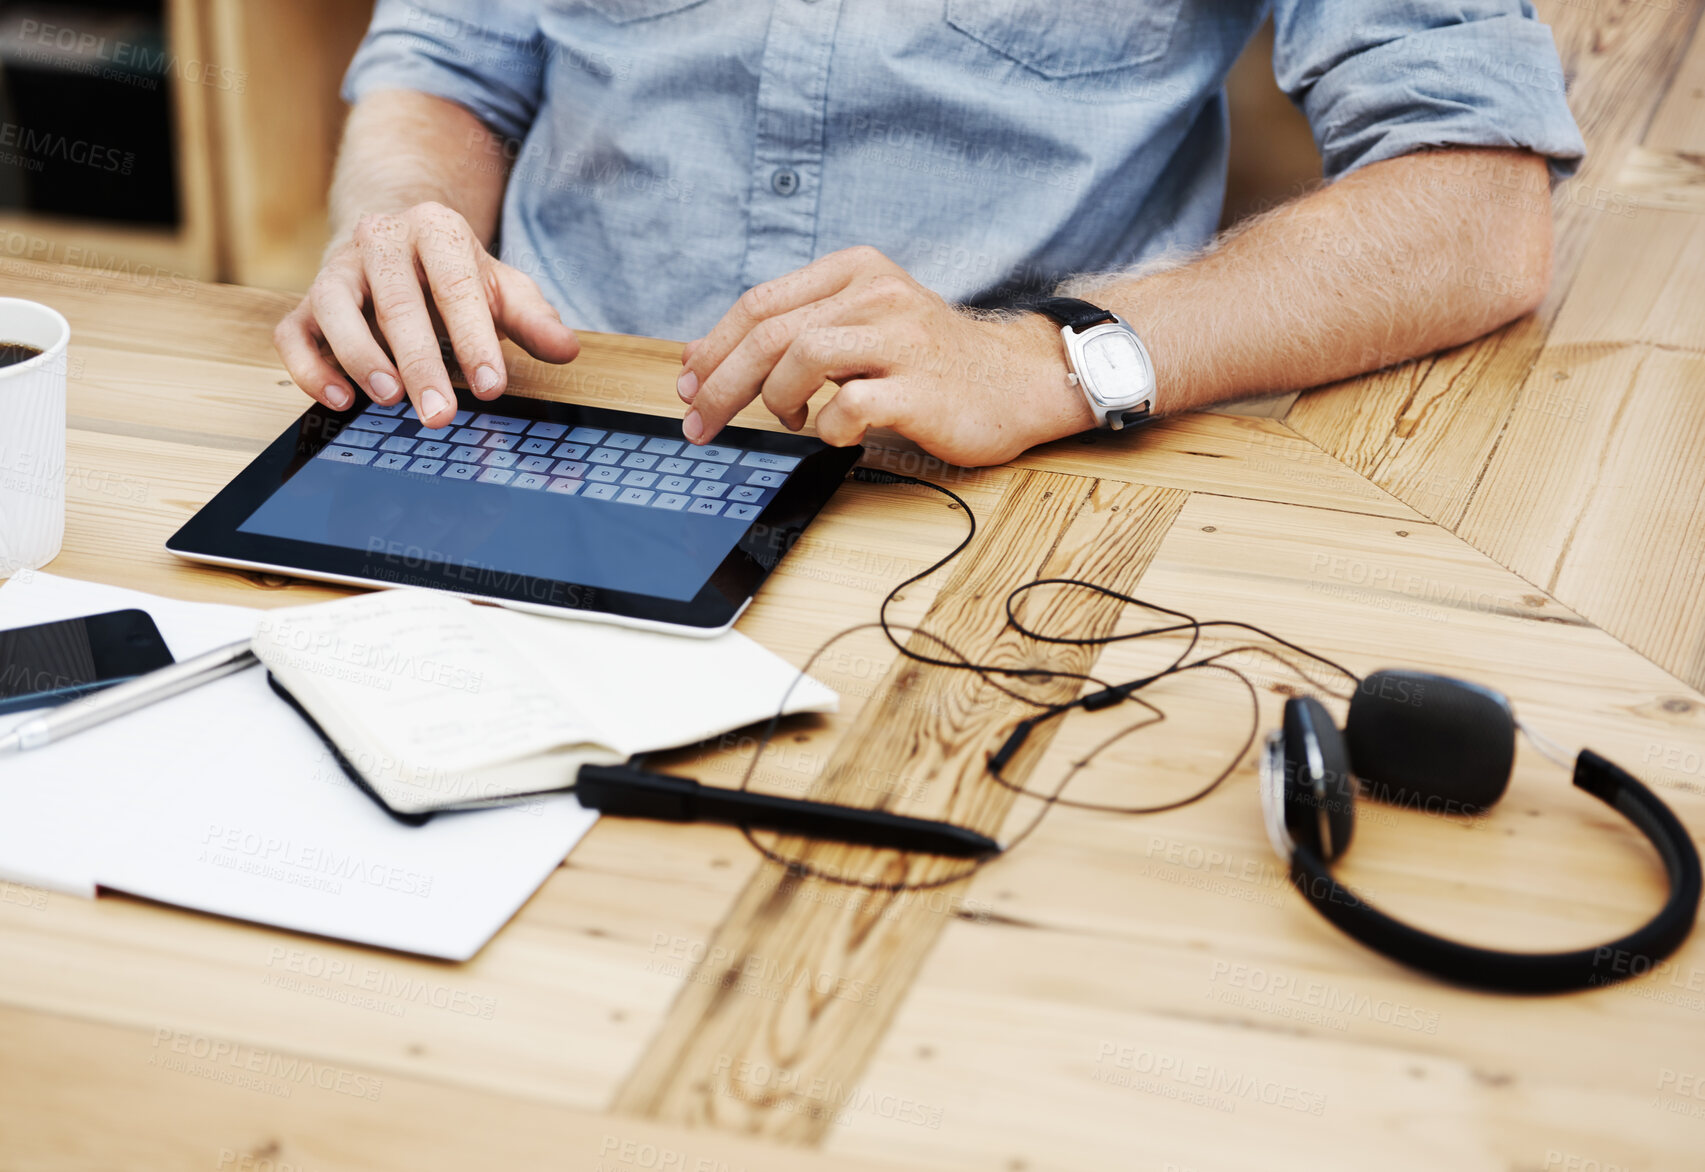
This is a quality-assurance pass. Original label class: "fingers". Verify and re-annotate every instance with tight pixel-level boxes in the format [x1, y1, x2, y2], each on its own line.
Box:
[357, 216, 458, 428]
[488, 261, 581, 364]
[761, 325, 891, 430]
[272, 300, 354, 411]
[684, 246, 881, 390]
[306, 272, 403, 407]
[416, 214, 508, 401]
[686, 303, 835, 442]
[814, 378, 891, 448]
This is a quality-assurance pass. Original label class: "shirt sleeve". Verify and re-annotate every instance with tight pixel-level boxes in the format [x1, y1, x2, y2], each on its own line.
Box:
[1271, 0, 1586, 184]
[341, 0, 545, 142]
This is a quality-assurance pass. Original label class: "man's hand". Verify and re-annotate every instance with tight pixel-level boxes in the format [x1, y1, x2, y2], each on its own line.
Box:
[676, 246, 1093, 467]
[273, 201, 581, 428]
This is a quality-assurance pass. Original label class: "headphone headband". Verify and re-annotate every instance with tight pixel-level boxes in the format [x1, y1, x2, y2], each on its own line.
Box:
[1284, 751, 1701, 993]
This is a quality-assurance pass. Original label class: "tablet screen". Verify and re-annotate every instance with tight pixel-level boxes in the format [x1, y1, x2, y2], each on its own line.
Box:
[235, 401, 802, 603]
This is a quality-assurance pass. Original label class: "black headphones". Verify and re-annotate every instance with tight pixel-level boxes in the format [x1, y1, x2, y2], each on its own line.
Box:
[1261, 669, 1702, 993]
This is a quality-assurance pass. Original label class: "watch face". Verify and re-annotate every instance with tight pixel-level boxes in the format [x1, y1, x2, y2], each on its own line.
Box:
[1081, 331, 1148, 402]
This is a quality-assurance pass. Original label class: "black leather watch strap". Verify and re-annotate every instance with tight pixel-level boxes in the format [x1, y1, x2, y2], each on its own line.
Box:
[1026, 296, 1117, 333]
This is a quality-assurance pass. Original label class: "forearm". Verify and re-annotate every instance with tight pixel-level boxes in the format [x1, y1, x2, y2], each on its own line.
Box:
[325, 89, 510, 256]
[1063, 148, 1554, 415]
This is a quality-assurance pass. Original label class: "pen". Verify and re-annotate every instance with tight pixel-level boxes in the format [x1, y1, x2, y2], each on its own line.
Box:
[0, 638, 258, 754]
[573, 762, 1001, 858]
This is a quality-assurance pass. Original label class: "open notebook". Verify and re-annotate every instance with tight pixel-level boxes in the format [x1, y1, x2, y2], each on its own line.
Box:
[253, 590, 837, 816]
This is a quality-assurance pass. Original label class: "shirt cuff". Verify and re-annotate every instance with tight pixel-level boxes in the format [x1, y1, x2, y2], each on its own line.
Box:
[1297, 15, 1586, 185]
[342, 0, 544, 143]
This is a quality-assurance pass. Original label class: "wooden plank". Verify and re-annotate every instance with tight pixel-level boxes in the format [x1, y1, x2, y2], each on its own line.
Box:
[1284, 1, 1705, 530]
[863, 413, 1425, 522]
[0, 1005, 933, 1172]
[1617, 144, 1705, 213]
[612, 474, 1188, 1137]
[831, 491, 1705, 1172]
[1454, 23, 1705, 688]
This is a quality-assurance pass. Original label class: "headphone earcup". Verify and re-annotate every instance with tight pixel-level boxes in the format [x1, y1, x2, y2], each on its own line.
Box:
[1281, 696, 1356, 861]
[1345, 671, 1516, 814]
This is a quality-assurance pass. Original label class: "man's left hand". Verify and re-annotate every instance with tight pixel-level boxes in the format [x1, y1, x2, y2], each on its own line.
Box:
[676, 246, 1094, 467]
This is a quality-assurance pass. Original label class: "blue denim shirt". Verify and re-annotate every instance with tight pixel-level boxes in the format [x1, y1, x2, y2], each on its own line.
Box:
[344, 0, 1585, 339]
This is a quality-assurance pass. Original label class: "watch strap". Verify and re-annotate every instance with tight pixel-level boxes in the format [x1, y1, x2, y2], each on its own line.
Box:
[1026, 296, 1117, 334]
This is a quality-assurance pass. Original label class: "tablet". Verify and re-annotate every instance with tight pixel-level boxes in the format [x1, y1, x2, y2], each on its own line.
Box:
[167, 391, 863, 635]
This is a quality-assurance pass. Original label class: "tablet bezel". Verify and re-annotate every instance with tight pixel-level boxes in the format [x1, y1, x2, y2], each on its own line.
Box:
[166, 391, 863, 634]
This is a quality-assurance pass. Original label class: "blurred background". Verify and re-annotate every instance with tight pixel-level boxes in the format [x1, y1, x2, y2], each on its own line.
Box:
[0, 1, 1320, 294]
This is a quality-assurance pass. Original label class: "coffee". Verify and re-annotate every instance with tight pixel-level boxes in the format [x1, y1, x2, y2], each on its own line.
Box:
[0, 341, 44, 369]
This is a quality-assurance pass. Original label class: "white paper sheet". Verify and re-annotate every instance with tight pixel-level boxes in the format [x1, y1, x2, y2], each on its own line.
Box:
[0, 573, 598, 959]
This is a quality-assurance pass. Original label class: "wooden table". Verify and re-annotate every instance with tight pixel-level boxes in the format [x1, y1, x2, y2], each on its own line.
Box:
[4, 4, 1705, 1168]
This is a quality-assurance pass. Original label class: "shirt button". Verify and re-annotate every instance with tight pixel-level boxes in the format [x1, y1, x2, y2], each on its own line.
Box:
[771, 167, 799, 196]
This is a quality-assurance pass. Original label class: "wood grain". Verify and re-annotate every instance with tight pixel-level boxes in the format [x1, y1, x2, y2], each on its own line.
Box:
[612, 475, 1188, 1137]
[5, 9, 1705, 1165]
[1285, 1, 1704, 530]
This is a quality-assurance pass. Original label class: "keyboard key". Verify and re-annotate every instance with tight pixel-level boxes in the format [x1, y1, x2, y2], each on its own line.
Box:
[694, 445, 740, 463]
[740, 451, 801, 472]
[451, 428, 489, 445]
[443, 463, 479, 480]
[517, 455, 554, 473]
[546, 477, 582, 494]
[374, 453, 411, 470]
[642, 437, 683, 456]
[553, 442, 589, 460]
[477, 468, 514, 485]
[414, 425, 455, 441]
[518, 437, 555, 456]
[316, 445, 375, 465]
[587, 466, 622, 483]
[616, 487, 654, 505]
[687, 498, 725, 516]
[380, 436, 417, 454]
[567, 426, 606, 444]
[364, 400, 409, 417]
[512, 472, 549, 490]
[620, 452, 658, 470]
[450, 410, 474, 426]
[691, 481, 727, 498]
[651, 492, 690, 510]
[656, 457, 694, 475]
[692, 462, 727, 480]
[588, 447, 622, 465]
[416, 441, 450, 458]
[728, 485, 763, 503]
[552, 460, 589, 478]
[528, 421, 568, 440]
[407, 458, 445, 475]
[332, 428, 381, 449]
[620, 470, 657, 488]
[657, 475, 693, 493]
[583, 483, 620, 501]
[725, 503, 760, 520]
[450, 445, 485, 463]
[606, 431, 645, 450]
[347, 414, 401, 433]
[746, 469, 786, 487]
[483, 433, 519, 450]
[474, 413, 529, 434]
[482, 450, 518, 468]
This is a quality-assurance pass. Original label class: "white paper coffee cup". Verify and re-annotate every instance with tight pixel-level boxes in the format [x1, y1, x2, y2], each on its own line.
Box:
[0, 297, 71, 576]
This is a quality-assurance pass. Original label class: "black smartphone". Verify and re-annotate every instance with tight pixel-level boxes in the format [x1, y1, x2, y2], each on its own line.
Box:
[0, 609, 176, 716]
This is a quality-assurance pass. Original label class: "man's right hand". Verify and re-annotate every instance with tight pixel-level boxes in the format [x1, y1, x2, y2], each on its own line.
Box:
[273, 201, 581, 428]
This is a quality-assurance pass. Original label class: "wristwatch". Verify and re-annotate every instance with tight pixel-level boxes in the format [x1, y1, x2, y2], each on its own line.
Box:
[1026, 297, 1156, 431]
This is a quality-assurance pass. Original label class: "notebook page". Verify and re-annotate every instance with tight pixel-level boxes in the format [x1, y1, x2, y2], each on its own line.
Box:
[480, 606, 838, 758]
[254, 591, 612, 811]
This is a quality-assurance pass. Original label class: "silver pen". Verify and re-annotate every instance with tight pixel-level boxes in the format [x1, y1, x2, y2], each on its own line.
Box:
[0, 638, 258, 754]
